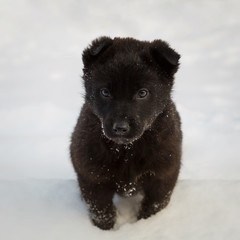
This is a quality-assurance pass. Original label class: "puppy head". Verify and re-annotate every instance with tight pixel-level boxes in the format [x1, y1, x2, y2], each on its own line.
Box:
[82, 37, 180, 144]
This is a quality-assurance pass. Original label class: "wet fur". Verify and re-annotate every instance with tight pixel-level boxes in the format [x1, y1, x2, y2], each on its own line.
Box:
[70, 37, 182, 230]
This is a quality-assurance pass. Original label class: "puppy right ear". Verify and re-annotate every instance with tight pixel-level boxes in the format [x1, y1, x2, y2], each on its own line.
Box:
[149, 40, 180, 77]
[82, 36, 113, 68]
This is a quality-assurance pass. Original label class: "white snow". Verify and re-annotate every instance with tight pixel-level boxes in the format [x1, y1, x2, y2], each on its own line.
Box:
[0, 0, 240, 239]
[0, 180, 239, 240]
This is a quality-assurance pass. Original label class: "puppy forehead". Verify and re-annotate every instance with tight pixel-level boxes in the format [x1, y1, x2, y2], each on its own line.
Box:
[92, 57, 158, 89]
[96, 70, 156, 97]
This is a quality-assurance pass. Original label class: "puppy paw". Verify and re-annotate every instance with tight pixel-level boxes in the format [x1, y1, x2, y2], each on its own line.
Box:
[137, 202, 163, 220]
[138, 191, 172, 220]
[90, 206, 116, 230]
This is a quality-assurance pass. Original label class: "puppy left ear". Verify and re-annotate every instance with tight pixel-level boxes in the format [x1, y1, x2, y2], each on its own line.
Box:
[82, 36, 113, 69]
[150, 40, 180, 76]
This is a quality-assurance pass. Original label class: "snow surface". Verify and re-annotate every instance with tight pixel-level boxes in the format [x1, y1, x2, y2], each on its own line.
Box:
[0, 180, 239, 240]
[0, 0, 240, 239]
[0, 180, 240, 240]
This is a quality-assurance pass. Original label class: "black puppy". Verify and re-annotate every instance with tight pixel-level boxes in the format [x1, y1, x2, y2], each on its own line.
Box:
[70, 37, 182, 230]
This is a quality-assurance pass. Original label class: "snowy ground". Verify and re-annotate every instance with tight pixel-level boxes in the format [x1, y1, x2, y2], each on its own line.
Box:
[0, 0, 240, 239]
[0, 180, 239, 240]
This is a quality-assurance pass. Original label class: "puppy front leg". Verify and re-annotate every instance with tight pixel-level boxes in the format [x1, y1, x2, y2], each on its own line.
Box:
[89, 201, 116, 230]
[138, 177, 175, 220]
[78, 177, 116, 230]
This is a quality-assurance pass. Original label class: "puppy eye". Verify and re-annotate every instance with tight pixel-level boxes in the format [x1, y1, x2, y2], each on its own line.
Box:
[137, 89, 148, 99]
[100, 88, 111, 98]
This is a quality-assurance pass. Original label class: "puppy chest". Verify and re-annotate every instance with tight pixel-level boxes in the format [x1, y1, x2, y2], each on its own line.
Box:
[115, 180, 140, 197]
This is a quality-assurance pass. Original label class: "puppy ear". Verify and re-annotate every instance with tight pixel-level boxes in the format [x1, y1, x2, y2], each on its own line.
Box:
[150, 40, 180, 76]
[82, 36, 113, 68]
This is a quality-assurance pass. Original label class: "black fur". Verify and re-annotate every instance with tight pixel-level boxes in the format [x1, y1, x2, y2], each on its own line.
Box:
[70, 37, 182, 230]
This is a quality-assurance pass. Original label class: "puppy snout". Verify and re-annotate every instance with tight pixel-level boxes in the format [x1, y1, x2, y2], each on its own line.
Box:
[112, 121, 130, 135]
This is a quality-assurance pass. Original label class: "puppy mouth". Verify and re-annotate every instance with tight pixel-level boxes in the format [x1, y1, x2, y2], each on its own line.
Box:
[110, 137, 137, 145]
[103, 132, 142, 145]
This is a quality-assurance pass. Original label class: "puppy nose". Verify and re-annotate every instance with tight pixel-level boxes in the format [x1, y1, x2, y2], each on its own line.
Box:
[112, 121, 130, 135]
